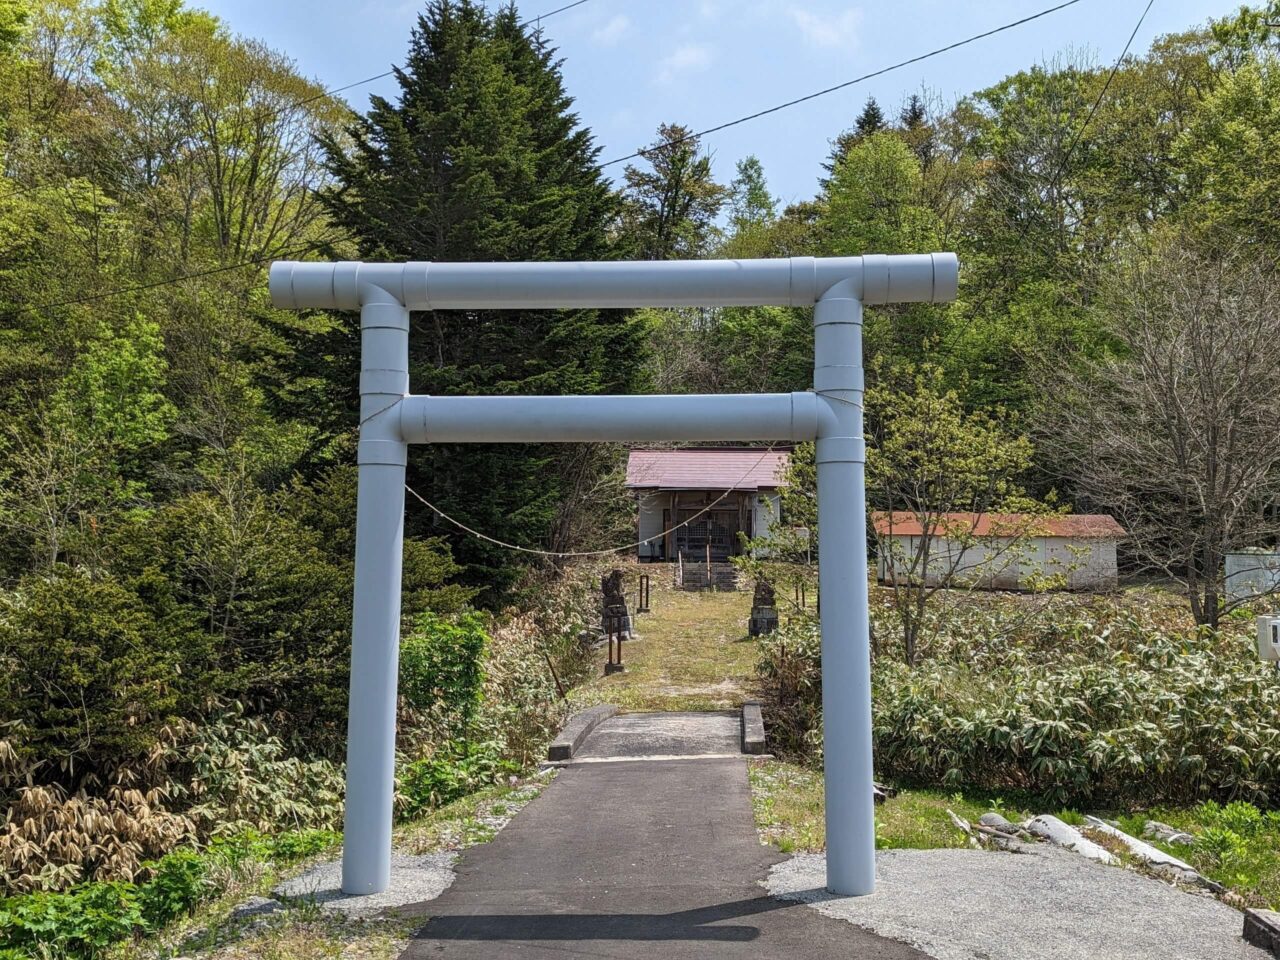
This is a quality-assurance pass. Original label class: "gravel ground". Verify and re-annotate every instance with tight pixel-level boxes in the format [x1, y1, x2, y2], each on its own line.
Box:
[767, 847, 1269, 960]
[274, 851, 456, 918]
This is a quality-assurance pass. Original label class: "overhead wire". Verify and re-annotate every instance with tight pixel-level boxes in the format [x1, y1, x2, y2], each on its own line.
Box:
[597, 0, 1087, 169]
[939, 0, 1158, 354]
[405, 443, 783, 558]
[0, 0, 597, 202]
[5, 0, 1087, 319]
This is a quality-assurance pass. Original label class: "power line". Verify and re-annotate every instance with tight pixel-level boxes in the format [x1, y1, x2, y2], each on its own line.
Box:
[289, 0, 597, 109]
[598, 0, 1086, 169]
[405, 443, 781, 558]
[6, 0, 1089, 318]
[0, 0, 596, 202]
[941, 0, 1157, 355]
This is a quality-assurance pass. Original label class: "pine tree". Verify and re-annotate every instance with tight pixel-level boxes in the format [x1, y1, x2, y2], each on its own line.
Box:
[310, 0, 644, 596]
[821, 97, 887, 189]
[899, 94, 927, 130]
[856, 96, 887, 136]
[898, 93, 935, 168]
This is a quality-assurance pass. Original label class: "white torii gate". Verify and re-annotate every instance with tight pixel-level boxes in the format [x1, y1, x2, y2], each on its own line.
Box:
[269, 252, 959, 899]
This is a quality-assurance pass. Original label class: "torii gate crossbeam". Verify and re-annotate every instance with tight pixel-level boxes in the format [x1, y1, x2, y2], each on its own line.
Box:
[269, 253, 960, 899]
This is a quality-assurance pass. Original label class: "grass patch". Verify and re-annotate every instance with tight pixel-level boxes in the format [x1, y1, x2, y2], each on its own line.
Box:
[747, 759, 1033, 854]
[1114, 801, 1280, 909]
[750, 760, 1280, 911]
[395, 771, 553, 854]
[569, 575, 761, 712]
[106, 774, 553, 960]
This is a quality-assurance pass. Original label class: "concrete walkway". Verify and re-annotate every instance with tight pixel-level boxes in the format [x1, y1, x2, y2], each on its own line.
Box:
[399, 713, 923, 959]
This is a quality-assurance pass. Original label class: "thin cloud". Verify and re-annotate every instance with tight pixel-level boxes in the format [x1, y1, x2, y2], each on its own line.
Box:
[791, 6, 862, 48]
[591, 14, 630, 46]
[655, 43, 714, 85]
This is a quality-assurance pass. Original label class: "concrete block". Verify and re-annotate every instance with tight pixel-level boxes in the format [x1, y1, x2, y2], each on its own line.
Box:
[1244, 909, 1280, 956]
[547, 704, 618, 761]
[741, 701, 766, 755]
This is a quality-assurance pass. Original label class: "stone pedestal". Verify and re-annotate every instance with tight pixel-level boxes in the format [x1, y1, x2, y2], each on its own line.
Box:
[748, 578, 779, 636]
[749, 607, 778, 636]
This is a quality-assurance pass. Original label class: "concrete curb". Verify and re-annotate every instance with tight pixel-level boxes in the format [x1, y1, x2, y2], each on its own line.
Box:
[1245, 909, 1280, 956]
[547, 704, 618, 761]
[741, 701, 766, 755]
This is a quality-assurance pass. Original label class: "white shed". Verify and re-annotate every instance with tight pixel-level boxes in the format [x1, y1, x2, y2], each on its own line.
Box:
[872, 512, 1126, 592]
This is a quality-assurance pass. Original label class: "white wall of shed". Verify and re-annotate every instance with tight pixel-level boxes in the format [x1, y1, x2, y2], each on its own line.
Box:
[752, 491, 782, 557]
[878, 534, 1119, 591]
[636, 491, 665, 560]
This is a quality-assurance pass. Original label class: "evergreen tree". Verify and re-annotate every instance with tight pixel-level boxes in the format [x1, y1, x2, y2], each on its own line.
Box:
[313, 0, 644, 596]
[821, 97, 887, 189]
[899, 93, 927, 130]
[856, 96, 887, 136]
[898, 93, 935, 167]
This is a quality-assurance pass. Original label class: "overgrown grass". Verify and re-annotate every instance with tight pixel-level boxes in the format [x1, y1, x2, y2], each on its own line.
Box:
[97, 775, 552, 960]
[748, 759, 1033, 854]
[1114, 801, 1280, 909]
[569, 573, 761, 712]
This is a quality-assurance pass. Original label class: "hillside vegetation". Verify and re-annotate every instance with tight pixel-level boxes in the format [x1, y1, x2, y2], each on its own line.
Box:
[4, 0, 1280, 954]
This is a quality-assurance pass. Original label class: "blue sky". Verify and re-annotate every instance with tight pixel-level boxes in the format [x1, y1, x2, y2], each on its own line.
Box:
[201, 0, 1238, 206]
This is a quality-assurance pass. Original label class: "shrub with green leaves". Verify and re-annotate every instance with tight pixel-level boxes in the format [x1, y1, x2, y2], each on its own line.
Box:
[400, 612, 489, 742]
[0, 569, 202, 786]
[0, 827, 340, 957]
[757, 598, 1280, 807]
[873, 615, 1280, 805]
[135, 850, 207, 928]
[0, 880, 143, 958]
[398, 739, 518, 819]
[755, 617, 823, 757]
[180, 712, 344, 837]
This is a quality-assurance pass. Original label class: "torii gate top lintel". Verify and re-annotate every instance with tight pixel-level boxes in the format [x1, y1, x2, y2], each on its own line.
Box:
[268, 253, 959, 901]
[268, 254, 958, 312]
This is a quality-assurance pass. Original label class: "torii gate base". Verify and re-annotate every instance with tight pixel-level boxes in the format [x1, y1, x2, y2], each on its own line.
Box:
[270, 253, 959, 898]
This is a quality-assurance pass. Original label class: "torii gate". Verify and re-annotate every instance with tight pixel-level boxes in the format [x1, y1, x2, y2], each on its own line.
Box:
[269, 252, 959, 899]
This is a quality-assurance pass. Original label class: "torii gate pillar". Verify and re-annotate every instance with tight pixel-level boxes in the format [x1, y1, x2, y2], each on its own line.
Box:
[270, 253, 959, 899]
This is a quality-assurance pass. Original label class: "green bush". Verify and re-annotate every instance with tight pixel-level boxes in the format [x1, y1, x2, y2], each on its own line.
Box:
[0, 569, 202, 786]
[398, 739, 518, 819]
[0, 827, 342, 957]
[757, 602, 1280, 807]
[180, 712, 344, 837]
[265, 828, 342, 863]
[136, 850, 207, 928]
[872, 616, 1280, 805]
[755, 618, 823, 757]
[0, 881, 143, 958]
[399, 612, 488, 740]
[474, 613, 580, 768]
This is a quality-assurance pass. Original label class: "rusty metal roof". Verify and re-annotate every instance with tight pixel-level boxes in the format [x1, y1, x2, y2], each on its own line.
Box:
[871, 511, 1126, 539]
[625, 448, 790, 491]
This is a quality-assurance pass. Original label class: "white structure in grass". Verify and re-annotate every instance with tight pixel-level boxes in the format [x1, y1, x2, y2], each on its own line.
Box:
[873, 512, 1126, 592]
[1225, 549, 1280, 603]
[269, 253, 960, 899]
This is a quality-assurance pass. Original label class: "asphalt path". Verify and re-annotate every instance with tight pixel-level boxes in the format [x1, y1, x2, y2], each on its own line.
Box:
[399, 714, 924, 959]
